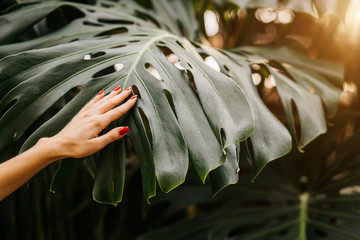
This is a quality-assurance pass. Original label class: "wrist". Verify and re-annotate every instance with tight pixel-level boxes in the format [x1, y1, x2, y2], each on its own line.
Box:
[35, 137, 65, 163]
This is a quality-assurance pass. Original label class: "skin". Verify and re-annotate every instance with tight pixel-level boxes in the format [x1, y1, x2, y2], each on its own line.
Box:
[0, 86, 137, 201]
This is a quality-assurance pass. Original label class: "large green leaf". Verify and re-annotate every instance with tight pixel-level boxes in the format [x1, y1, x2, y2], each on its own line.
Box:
[139, 116, 360, 239]
[0, 0, 254, 203]
[232, 45, 343, 148]
[0, 0, 343, 203]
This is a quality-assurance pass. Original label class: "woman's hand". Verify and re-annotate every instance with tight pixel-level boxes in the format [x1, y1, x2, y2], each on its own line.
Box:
[45, 86, 137, 161]
[0, 86, 137, 201]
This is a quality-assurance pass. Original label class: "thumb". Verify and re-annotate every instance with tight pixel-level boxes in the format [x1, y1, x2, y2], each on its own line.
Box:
[90, 126, 129, 150]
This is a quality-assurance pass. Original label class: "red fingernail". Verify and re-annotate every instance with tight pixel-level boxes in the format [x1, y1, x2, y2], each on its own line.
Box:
[98, 90, 104, 95]
[113, 86, 121, 91]
[130, 95, 137, 100]
[125, 87, 132, 91]
[119, 127, 129, 135]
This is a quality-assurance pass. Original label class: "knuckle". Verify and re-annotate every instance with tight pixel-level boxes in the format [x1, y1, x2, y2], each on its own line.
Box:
[90, 115, 103, 127]
[108, 131, 119, 141]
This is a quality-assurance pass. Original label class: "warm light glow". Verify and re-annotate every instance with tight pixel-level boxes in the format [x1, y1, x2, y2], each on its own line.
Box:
[264, 75, 276, 88]
[256, 8, 294, 24]
[255, 8, 276, 23]
[252, 73, 262, 86]
[343, 82, 357, 93]
[204, 10, 219, 37]
[276, 9, 294, 24]
[344, 0, 360, 42]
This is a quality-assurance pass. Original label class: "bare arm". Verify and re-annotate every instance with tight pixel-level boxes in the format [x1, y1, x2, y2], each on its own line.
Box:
[0, 86, 137, 201]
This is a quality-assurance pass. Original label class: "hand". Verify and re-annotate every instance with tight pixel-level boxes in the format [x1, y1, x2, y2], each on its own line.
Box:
[45, 86, 137, 160]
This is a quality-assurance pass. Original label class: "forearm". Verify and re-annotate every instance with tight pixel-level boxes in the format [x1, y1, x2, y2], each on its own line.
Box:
[0, 87, 135, 201]
[0, 138, 61, 201]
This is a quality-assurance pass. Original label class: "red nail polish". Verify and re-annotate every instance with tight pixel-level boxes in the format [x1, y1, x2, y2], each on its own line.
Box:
[125, 87, 132, 91]
[119, 127, 129, 135]
[130, 95, 137, 100]
[98, 90, 104, 95]
[113, 86, 121, 91]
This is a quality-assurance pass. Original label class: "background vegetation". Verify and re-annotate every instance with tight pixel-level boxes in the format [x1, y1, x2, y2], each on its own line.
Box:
[1, 0, 360, 239]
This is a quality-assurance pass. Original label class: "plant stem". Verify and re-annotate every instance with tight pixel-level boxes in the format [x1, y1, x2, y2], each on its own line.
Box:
[298, 192, 309, 240]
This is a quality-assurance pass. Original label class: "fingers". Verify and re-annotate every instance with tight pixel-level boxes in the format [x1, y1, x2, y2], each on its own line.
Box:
[102, 95, 137, 125]
[93, 85, 122, 108]
[79, 89, 104, 114]
[93, 86, 133, 114]
[89, 126, 129, 151]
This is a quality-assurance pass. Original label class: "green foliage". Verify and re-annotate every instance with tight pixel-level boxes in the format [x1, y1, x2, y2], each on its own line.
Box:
[139, 115, 360, 239]
[0, 0, 358, 239]
[0, 0, 344, 204]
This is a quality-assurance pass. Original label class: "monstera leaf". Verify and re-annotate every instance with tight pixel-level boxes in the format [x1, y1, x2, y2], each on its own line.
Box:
[0, 0, 343, 204]
[139, 117, 360, 239]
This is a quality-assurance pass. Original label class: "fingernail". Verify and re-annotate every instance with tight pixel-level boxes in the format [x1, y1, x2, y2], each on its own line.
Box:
[113, 86, 121, 91]
[130, 95, 137, 100]
[98, 90, 104, 95]
[119, 127, 129, 135]
[125, 87, 132, 91]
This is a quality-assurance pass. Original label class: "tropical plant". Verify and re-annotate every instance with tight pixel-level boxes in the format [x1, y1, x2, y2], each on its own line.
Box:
[1, 0, 358, 239]
[139, 113, 360, 239]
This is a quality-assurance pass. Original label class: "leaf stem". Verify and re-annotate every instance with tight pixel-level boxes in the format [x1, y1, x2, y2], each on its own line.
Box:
[298, 192, 309, 240]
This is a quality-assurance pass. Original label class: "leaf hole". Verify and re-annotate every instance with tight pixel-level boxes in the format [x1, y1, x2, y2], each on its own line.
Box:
[314, 228, 328, 238]
[114, 63, 124, 72]
[200, 53, 220, 72]
[156, 45, 185, 71]
[145, 63, 164, 82]
[95, 27, 128, 37]
[86, 9, 95, 13]
[69, 38, 79, 42]
[98, 18, 134, 25]
[92, 64, 122, 78]
[83, 21, 103, 27]
[290, 99, 302, 146]
[0, 99, 18, 120]
[163, 90, 177, 118]
[220, 128, 226, 149]
[204, 56, 220, 72]
[111, 44, 126, 49]
[131, 34, 148, 37]
[191, 41, 202, 49]
[83, 51, 106, 60]
[137, 107, 153, 149]
[131, 85, 141, 100]
[223, 64, 230, 71]
[176, 40, 185, 49]
[129, 40, 140, 43]
[186, 70, 197, 91]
